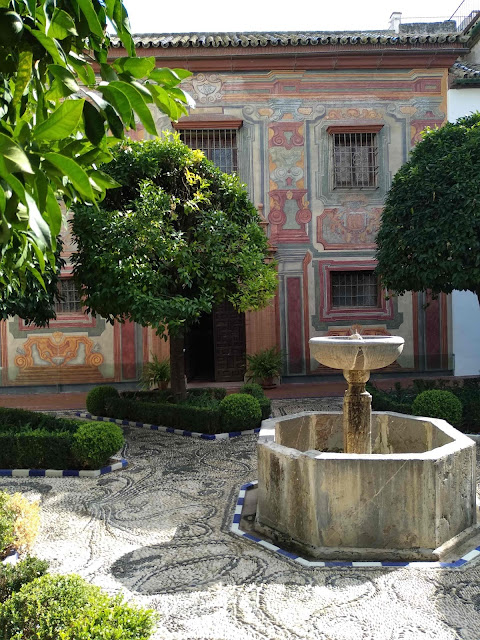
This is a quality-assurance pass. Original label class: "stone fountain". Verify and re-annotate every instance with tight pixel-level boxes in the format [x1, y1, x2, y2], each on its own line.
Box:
[240, 332, 479, 562]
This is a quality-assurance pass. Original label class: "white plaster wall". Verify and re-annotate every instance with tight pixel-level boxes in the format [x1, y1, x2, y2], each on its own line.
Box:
[448, 88, 480, 375]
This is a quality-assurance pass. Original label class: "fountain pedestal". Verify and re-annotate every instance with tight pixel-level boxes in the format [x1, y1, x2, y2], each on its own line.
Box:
[343, 369, 371, 454]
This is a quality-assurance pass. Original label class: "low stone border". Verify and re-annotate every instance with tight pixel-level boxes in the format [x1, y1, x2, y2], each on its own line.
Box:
[0, 459, 128, 478]
[231, 481, 480, 569]
[74, 412, 261, 440]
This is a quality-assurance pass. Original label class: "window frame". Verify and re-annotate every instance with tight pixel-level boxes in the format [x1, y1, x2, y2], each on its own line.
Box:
[330, 270, 380, 310]
[327, 125, 383, 191]
[173, 119, 242, 175]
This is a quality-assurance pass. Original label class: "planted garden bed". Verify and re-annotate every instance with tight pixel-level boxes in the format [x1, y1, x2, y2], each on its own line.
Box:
[0, 408, 124, 470]
[88, 384, 271, 436]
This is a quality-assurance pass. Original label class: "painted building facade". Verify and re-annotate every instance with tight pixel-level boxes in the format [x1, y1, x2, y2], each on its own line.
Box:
[0, 26, 471, 389]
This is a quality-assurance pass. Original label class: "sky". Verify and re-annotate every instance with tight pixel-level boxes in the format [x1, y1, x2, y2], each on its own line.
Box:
[122, 0, 466, 34]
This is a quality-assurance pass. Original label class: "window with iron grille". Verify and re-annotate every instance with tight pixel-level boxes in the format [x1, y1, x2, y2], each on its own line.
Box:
[331, 271, 379, 308]
[56, 278, 82, 314]
[177, 129, 238, 174]
[331, 132, 378, 188]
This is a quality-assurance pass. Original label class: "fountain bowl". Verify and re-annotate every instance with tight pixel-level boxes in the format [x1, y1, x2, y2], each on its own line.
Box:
[309, 335, 404, 372]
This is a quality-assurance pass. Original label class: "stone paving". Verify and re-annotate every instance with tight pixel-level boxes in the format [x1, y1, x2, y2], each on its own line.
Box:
[1, 400, 480, 639]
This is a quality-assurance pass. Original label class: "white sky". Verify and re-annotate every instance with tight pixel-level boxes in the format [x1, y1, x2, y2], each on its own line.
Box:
[123, 0, 465, 34]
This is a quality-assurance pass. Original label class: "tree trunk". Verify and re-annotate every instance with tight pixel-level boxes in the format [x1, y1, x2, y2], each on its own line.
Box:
[169, 330, 187, 400]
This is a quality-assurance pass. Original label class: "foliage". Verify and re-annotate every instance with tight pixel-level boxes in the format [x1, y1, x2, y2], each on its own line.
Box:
[367, 383, 413, 415]
[240, 382, 271, 419]
[0, 491, 40, 557]
[86, 385, 119, 416]
[140, 354, 170, 390]
[412, 390, 463, 427]
[376, 113, 480, 299]
[0, 573, 157, 639]
[0, 408, 122, 469]
[239, 382, 265, 399]
[72, 421, 124, 469]
[72, 136, 278, 397]
[187, 387, 227, 401]
[0, 556, 49, 604]
[218, 393, 262, 431]
[105, 396, 222, 435]
[246, 347, 283, 382]
[0, 0, 192, 294]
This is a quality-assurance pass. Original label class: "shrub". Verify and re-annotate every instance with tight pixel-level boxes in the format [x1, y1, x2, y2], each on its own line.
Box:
[187, 387, 227, 401]
[367, 383, 412, 414]
[219, 393, 262, 431]
[240, 382, 265, 399]
[0, 492, 40, 558]
[0, 557, 49, 604]
[0, 573, 157, 639]
[86, 386, 119, 416]
[257, 396, 272, 420]
[140, 354, 170, 390]
[106, 397, 222, 434]
[72, 422, 124, 469]
[412, 390, 463, 427]
[246, 347, 282, 383]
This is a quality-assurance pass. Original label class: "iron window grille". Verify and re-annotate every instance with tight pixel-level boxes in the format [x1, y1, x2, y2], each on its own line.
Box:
[56, 278, 83, 314]
[177, 128, 238, 174]
[331, 271, 379, 308]
[332, 132, 378, 188]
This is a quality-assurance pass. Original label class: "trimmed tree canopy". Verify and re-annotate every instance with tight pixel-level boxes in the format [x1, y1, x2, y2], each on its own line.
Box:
[0, 0, 192, 294]
[376, 113, 480, 298]
[72, 136, 278, 395]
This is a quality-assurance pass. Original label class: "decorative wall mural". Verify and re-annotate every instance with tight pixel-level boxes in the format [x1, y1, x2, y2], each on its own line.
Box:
[183, 74, 223, 103]
[316, 205, 382, 249]
[14, 332, 105, 384]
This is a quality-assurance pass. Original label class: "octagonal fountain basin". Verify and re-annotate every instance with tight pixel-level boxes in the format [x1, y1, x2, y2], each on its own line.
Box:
[253, 411, 478, 562]
[309, 334, 404, 372]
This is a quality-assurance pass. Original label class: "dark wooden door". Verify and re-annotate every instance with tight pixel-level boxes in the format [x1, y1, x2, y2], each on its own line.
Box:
[213, 301, 246, 382]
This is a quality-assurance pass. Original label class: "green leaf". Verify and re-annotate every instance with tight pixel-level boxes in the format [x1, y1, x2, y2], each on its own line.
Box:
[26, 27, 65, 65]
[149, 67, 190, 87]
[110, 81, 157, 135]
[100, 63, 118, 82]
[48, 65, 79, 94]
[25, 191, 51, 251]
[113, 56, 155, 79]
[33, 99, 85, 141]
[44, 153, 96, 201]
[0, 132, 34, 174]
[76, 0, 104, 38]
[47, 8, 78, 39]
[83, 101, 106, 146]
[45, 187, 62, 237]
[104, 105, 124, 139]
[13, 49, 33, 108]
[89, 170, 120, 190]
[99, 84, 133, 125]
[68, 56, 96, 87]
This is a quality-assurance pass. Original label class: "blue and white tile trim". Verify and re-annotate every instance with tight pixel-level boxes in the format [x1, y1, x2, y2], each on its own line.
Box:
[231, 481, 480, 569]
[74, 412, 261, 440]
[0, 459, 128, 478]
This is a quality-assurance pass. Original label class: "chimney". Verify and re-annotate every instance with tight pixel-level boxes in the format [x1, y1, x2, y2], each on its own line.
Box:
[389, 12, 402, 32]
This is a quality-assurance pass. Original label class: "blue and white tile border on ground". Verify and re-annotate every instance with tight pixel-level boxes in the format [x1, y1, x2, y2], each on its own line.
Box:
[74, 412, 261, 440]
[0, 459, 128, 478]
[231, 481, 480, 569]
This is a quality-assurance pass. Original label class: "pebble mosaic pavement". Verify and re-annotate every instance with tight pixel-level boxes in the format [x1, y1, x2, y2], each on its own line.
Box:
[1, 398, 480, 639]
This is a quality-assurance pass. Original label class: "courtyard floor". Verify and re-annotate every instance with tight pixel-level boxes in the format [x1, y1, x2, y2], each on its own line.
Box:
[1, 399, 480, 639]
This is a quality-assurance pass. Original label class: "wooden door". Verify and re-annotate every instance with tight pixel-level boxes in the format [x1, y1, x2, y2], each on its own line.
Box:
[213, 301, 246, 382]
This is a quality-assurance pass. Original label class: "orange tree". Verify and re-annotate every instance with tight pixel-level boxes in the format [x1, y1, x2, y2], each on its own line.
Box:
[72, 137, 278, 397]
[376, 113, 480, 301]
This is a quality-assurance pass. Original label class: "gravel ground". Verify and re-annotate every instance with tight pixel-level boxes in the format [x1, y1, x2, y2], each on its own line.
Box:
[1, 400, 480, 639]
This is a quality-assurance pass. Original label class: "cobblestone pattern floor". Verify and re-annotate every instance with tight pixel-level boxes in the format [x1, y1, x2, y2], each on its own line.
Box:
[0, 402, 479, 639]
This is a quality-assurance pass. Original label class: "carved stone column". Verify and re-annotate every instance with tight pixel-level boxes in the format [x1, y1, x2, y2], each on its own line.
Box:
[342, 369, 372, 454]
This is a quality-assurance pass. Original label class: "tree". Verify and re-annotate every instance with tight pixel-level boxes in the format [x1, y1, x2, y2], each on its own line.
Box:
[72, 136, 278, 397]
[376, 113, 480, 303]
[0, 0, 192, 295]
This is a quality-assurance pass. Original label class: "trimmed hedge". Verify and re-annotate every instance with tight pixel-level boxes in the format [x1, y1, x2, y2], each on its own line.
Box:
[412, 390, 463, 428]
[106, 397, 222, 434]
[240, 383, 271, 420]
[86, 385, 119, 416]
[0, 573, 157, 639]
[0, 408, 124, 470]
[219, 394, 262, 431]
[0, 556, 49, 604]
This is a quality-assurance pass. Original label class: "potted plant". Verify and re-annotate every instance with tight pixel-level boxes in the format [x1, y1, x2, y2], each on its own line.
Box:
[246, 347, 283, 389]
[140, 354, 171, 391]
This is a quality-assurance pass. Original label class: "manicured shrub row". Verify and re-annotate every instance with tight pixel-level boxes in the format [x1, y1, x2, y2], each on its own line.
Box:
[86, 385, 119, 416]
[0, 408, 124, 470]
[0, 557, 49, 604]
[412, 390, 463, 428]
[106, 397, 223, 434]
[368, 377, 480, 433]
